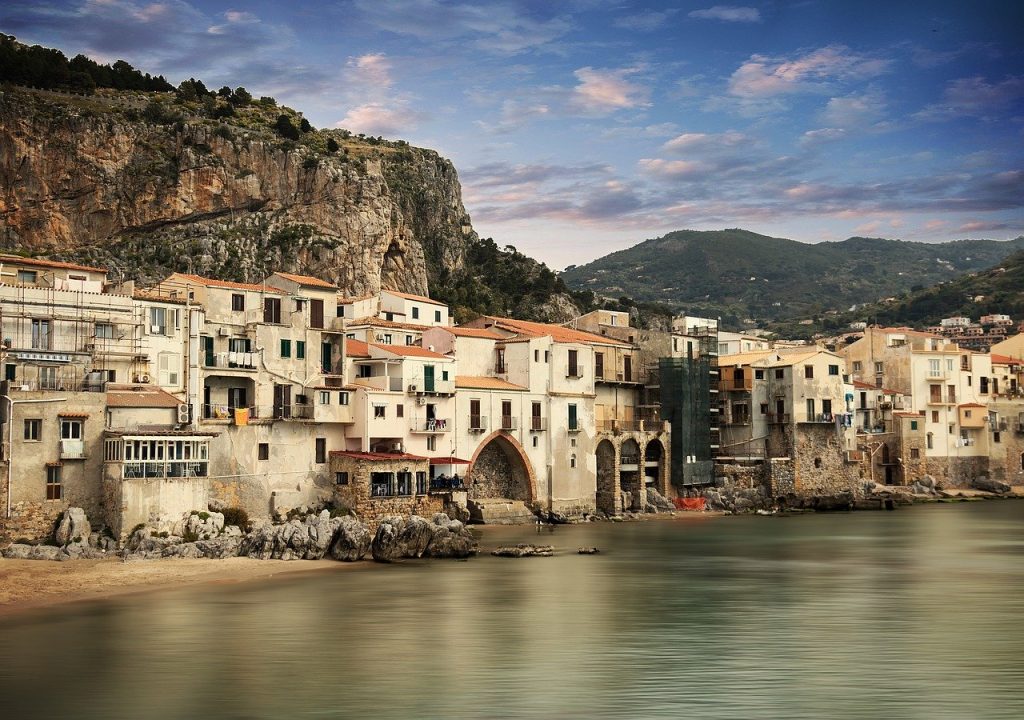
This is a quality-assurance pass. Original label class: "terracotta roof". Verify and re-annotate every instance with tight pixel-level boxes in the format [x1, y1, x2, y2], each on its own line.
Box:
[478, 316, 626, 347]
[329, 450, 428, 461]
[272, 271, 338, 289]
[852, 380, 902, 394]
[381, 289, 447, 306]
[370, 343, 448, 359]
[57, 412, 91, 418]
[991, 354, 1020, 365]
[169, 273, 286, 294]
[345, 338, 371, 358]
[455, 375, 528, 391]
[430, 456, 470, 465]
[894, 411, 924, 418]
[0, 254, 107, 274]
[447, 326, 504, 339]
[106, 385, 182, 408]
[133, 291, 189, 305]
[958, 403, 986, 408]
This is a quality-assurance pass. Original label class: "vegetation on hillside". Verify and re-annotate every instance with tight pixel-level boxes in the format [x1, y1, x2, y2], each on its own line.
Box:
[560, 229, 1024, 327]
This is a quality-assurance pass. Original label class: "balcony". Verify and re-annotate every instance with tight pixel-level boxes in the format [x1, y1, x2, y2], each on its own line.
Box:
[766, 412, 790, 424]
[59, 439, 86, 460]
[529, 417, 547, 432]
[620, 454, 639, 471]
[802, 413, 836, 424]
[494, 363, 507, 374]
[567, 422, 582, 434]
[204, 352, 257, 371]
[720, 378, 752, 391]
[410, 418, 451, 433]
[271, 404, 314, 420]
[201, 405, 260, 422]
[499, 416, 517, 431]
[566, 366, 585, 379]
[468, 415, 488, 433]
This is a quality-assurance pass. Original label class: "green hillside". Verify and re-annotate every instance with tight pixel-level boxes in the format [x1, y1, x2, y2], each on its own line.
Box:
[560, 229, 1024, 326]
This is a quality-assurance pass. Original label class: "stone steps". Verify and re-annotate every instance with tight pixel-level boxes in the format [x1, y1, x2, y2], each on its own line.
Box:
[467, 498, 537, 525]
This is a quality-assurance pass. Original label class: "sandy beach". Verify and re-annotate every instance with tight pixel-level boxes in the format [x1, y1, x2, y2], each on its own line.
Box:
[0, 555, 351, 616]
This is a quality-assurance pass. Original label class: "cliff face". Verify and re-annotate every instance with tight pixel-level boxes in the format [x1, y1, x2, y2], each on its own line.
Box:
[0, 89, 474, 296]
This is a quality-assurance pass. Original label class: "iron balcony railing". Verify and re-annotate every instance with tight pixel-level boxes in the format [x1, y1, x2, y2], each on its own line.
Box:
[468, 415, 488, 432]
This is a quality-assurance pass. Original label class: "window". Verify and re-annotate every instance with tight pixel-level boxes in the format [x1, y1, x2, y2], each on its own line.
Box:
[544, 351, 549, 363]
[828, 364, 839, 376]
[932, 411, 939, 423]
[427, 435, 436, 451]
[406, 335, 413, 345]
[295, 299, 306, 313]
[804, 365, 814, 379]
[874, 362, 884, 373]
[434, 310, 441, 322]
[158, 352, 180, 386]
[149, 307, 167, 336]
[595, 352, 604, 379]
[760, 403, 769, 414]
[532, 436, 538, 447]
[258, 443, 269, 461]
[315, 438, 326, 464]
[852, 361, 862, 372]
[337, 305, 345, 318]
[416, 471, 426, 494]
[570, 454, 577, 469]
[280, 339, 291, 358]
[910, 448, 920, 459]
[568, 403, 578, 431]
[775, 369, 784, 379]
[319, 391, 330, 404]
[927, 432, 933, 449]
[381, 334, 392, 345]
[993, 432, 1001, 443]
[263, 297, 282, 324]
[17, 269, 37, 284]
[46, 465, 62, 500]
[964, 410, 972, 419]
[755, 369, 764, 380]
[336, 472, 349, 485]
[231, 293, 245, 311]
[412, 307, 419, 320]
[980, 377, 989, 394]
[358, 365, 372, 378]
[310, 299, 324, 329]
[396, 404, 404, 418]
[5, 364, 15, 381]
[24, 419, 41, 441]
[928, 359, 941, 377]
[967, 376, 972, 387]
[910, 420, 918, 430]
[374, 405, 386, 418]
[296, 341, 306, 359]
[60, 419, 83, 439]
[338, 392, 350, 405]
[568, 349, 579, 377]
[385, 312, 394, 321]
[534, 349, 539, 362]
[442, 370, 449, 381]
[31, 319, 51, 349]
[95, 323, 114, 339]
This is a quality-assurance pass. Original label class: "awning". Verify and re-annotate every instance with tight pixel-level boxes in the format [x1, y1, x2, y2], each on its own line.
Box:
[429, 456, 470, 465]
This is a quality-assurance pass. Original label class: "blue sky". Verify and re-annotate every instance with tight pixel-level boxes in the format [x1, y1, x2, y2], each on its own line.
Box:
[3, 1, 1023, 269]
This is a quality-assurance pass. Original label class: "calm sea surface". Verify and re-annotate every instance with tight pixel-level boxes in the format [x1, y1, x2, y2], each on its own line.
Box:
[2, 501, 1023, 720]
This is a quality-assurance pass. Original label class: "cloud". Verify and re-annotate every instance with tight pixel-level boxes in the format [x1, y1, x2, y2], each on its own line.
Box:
[335, 103, 426, 136]
[347, 53, 393, 88]
[661, 131, 748, 154]
[463, 161, 611, 189]
[570, 66, 650, 114]
[728, 45, 891, 98]
[689, 6, 761, 23]
[636, 158, 705, 180]
[917, 75, 1024, 121]
[475, 99, 550, 134]
[957, 220, 1015, 233]
[818, 88, 887, 129]
[613, 9, 678, 32]
[799, 128, 847, 147]
[599, 122, 681, 140]
[351, 0, 573, 54]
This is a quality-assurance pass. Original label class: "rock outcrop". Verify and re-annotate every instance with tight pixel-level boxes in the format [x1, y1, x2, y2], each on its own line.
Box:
[371, 514, 477, 562]
[54, 507, 91, 546]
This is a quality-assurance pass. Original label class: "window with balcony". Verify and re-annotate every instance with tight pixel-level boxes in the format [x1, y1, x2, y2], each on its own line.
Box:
[60, 419, 82, 440]
[31, 319, 51, 349]
[310, 299, 324, 329]
[46, 465, 62, 500]
[263, 297, 282, 324]
[568, 349, 579, 378]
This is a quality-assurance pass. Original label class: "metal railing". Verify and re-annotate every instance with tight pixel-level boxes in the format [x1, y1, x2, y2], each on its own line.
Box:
[499, 416, 517, 431]
[410, 418, 451, 433]
[529, 417, 547, 431]
[201, 404, 260, 421]
[204, 352, 257, 370]
[566, 365, 585, 378]
[803, 413, 836, 423]
[766, 412, 790, 424]
[468, 415, 488, 432]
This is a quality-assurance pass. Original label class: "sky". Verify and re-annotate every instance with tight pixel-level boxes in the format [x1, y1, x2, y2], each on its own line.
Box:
[2, 1, 1023, 270]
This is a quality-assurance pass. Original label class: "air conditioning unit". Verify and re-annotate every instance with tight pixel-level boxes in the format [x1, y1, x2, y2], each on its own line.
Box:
[408, 384, 418, 392]
[140, 374, 150, 384]
[416, 396, 426, 405]
[177, 404, 191, 423]
[217, 327, 230, 337]
[151, 324, 162, 334]
[392, 442, 403, 452]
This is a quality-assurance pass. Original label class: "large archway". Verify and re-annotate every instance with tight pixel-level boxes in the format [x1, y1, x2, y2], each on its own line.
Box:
[467, 432, 536, 503]
[620, 439, 643, 511]
[596, 439, 617, 515]
[644, 439, 665, 493]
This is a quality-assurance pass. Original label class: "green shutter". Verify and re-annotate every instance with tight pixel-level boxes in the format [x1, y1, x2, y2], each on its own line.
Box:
[281, 339, 291, 358]
[568, 404, 578, 430]
[297, 341, 306, 359]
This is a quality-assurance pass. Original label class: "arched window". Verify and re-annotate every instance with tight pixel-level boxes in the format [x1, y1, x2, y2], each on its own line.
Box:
[570, 453, 577, 469]
[926, 432, 933, 449]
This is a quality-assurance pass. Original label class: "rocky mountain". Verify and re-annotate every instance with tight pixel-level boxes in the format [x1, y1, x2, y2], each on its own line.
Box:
[560, 229, 1024, 326]
[0, 35, 578, 322]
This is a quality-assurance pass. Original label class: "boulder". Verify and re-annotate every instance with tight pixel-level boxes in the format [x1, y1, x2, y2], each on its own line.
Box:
[919, 475, 937, 490]
[162, 542, 202, 559]
[329, 516, 372, 561]
[2, 543, 64, 561]
[370, 518, 403, 562]
[424, 514, 477, 559]
[577, 547, 600, 554]
[184, 511, 225, 541]
[302, 511, 342, 560]
[239, 523, 277, 560]
[491, 544, 554, 558]
[974, 477, 1011, 494]
[55, 507, 90, 546]
[732, 497, 754, 512]
[646, 487, 675, 511]
[196, 536, 242, 559]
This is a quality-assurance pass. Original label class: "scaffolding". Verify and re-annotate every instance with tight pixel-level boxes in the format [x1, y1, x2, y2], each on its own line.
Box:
[659, 326, 717, 487]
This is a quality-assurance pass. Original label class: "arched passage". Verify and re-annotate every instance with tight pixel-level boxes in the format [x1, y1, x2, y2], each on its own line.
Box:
[644, 439, 664, 491]
[467, 431, 537, 503]
[596, 439, 617, 515]
[620, 438, 642, 511]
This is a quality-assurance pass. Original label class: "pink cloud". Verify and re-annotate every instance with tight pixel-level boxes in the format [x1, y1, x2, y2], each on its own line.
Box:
[571, 66, 650, 114]
[729, 45, 890, 98]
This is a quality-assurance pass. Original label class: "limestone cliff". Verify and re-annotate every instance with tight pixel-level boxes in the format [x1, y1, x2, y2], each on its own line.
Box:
[0, 88, 474, 297]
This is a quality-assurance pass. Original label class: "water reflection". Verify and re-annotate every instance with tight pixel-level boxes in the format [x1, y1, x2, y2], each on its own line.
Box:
[2, 502, 1023, 719]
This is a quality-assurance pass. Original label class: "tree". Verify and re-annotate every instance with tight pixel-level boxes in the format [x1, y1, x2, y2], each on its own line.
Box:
[299, 117, 312, 133]
[326, 137, 339, 153]
[274, 114, 300, 140]
[228, 86, 251, 106]
[218, 85, 232, 97]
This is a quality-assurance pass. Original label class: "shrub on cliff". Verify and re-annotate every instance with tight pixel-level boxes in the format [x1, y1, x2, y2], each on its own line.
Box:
[274, 114, 300, 140]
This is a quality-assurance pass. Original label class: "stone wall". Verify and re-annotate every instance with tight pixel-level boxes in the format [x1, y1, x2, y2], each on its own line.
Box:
[767, 459, 795, 496]
[792, 424, 862, 497]
[470, 440, 530, 500]
[330, 454, 442, 530]
[714, 463, 766, 490]
[1, 501, 64, 543]
[925, 456, 991, 488]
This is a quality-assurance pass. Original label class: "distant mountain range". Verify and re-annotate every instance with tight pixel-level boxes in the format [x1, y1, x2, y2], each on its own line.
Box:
[559, 229, 1024, 326]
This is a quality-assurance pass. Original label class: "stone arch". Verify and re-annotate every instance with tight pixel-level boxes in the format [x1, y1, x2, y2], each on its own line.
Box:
[596, 439, 617, 515]
[643, 439, 665, 491]
[620, 438, 643, 511]
[467, 431, 537, 503]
